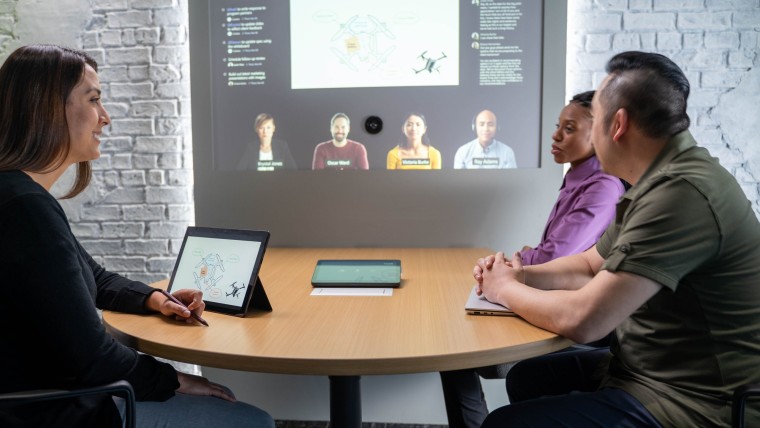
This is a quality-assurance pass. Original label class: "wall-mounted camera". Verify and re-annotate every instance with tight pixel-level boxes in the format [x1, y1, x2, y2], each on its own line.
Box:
[364, 116, 383, 135]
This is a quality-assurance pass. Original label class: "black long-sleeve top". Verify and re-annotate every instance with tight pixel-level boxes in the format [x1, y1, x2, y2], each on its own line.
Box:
[0, 170, 179, 426]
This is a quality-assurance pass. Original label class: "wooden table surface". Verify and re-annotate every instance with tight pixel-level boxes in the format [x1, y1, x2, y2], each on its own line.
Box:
[104, 247, 572, 376]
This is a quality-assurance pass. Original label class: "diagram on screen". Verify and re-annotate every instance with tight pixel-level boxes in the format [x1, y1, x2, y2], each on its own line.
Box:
[330, 14, 396, 72]
[193, 253, 225, 291]
[291, 0, 458, 89]
[174, 237, 261, 305]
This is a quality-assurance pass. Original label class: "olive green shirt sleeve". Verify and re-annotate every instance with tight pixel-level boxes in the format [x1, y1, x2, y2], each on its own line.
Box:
[597, 175, 720, 291]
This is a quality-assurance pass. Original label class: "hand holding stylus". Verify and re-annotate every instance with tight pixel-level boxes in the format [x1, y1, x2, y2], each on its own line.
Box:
[160, 289, 209, 326]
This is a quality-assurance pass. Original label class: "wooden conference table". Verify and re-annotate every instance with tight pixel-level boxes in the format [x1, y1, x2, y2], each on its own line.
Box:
[104, 248, 572, 427]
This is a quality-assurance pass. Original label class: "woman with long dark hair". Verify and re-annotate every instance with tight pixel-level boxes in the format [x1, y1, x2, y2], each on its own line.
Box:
[0, 44, 273, 428]
[386, 112, 442, 169]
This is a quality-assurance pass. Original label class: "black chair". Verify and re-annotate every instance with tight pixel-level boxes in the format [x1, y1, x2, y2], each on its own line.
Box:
[733, 383, 760, 428]
[0, 379, 135, 428]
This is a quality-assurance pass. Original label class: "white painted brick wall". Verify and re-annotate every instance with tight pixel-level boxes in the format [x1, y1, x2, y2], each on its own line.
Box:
[568, 0, 760, 217]
[0, 0, 194, 282]
[53, 0, 194, 283]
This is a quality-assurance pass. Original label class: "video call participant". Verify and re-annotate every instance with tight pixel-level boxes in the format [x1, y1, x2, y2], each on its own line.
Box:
[386, 113, 442, 170]
[236, 113, 296, 171]
[0, 44, 274, 428]
[453, 110, 517, 169]
[439, 91, 624, 428]
[477, 51, 760, 427]
[312, 112, 369, 170]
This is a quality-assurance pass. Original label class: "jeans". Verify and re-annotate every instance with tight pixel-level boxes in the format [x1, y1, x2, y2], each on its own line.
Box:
[115, 387, 274, 428]
[483, 347, 662, 427]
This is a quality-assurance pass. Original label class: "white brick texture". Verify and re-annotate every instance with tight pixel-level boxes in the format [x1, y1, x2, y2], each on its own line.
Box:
[568, 0, 760, 217]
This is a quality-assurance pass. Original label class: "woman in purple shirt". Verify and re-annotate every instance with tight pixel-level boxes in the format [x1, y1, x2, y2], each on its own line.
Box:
[520, 91, 625, 264]
[440, 91, 625, 428]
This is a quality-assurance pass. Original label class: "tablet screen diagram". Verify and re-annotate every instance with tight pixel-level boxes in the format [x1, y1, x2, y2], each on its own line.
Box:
[290, 0, 458, 89]
[171, 236, 262, 307]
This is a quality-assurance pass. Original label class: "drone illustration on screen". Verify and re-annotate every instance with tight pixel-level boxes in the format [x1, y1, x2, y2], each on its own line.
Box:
[414, 51, 447, 74]
[226, 281, 245, 298]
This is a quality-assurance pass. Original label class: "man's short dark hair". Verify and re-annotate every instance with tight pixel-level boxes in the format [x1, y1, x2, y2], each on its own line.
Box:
[601, 51, 691, 139]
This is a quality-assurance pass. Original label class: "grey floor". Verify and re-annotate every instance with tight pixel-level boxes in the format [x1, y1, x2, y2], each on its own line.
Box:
[275, 421, 446, 428]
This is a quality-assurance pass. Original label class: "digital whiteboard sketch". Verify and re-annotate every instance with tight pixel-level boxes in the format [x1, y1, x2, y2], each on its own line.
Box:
[171, 236, 262, 306]
[329, 14, 396, 72]
[193, 253, 225, 291]
[291, 0, 458, 89]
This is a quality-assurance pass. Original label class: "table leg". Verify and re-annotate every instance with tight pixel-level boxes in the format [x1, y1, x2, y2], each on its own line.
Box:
[329, 375, 361, 428]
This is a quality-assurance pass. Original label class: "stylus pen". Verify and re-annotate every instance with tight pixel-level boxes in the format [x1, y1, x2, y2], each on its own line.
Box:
[160, 290, 210, 327]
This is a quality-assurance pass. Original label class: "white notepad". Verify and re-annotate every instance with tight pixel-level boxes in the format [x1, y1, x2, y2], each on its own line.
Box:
[311, 288, 393, 296]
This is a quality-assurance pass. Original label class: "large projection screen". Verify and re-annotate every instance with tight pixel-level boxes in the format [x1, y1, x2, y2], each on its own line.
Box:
[189, 0, 568, 250]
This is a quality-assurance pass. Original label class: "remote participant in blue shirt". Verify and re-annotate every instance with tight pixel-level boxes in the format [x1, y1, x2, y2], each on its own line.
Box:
[453, 109, 517, 169]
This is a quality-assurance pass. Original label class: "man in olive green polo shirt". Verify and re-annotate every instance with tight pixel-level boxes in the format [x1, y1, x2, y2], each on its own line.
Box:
[473, 51, 760, 427]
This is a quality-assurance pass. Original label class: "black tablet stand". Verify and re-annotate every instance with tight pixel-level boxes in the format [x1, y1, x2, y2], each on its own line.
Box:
[238, 276, 272, 316]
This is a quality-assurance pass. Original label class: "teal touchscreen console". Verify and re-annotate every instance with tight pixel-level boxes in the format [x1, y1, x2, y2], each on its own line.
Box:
[311, 259, 401, 287]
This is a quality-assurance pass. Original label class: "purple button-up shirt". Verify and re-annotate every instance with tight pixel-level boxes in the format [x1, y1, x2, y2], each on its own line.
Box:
[520, 155, 624, 265]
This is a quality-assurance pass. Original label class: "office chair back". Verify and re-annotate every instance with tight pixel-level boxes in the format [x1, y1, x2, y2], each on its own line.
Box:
[0, 379, 135, 428]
